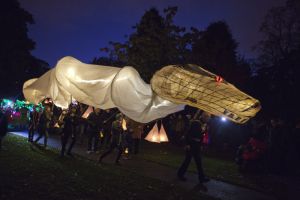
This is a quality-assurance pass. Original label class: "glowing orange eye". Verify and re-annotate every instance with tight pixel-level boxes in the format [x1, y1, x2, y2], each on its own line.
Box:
[215, 76, 223, 83]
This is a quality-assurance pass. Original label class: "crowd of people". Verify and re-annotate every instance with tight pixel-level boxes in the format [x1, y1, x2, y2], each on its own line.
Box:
[1, 98, 300, 186]
[0, 98, 211, 184]
[24, 101, 145, 162]
[235, 116, 300, 175]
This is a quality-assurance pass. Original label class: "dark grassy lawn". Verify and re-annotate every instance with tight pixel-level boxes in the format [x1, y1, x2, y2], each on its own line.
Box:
[138, 141, 288, 196]
[0, 135, 215, 200]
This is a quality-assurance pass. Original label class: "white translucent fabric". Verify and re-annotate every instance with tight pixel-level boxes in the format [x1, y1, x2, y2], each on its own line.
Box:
[23, 56, 184, 123]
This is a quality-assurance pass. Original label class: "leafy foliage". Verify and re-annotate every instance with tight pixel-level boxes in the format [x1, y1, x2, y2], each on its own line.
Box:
[254, 0, 300, 118]
[0, 0, 48, 98]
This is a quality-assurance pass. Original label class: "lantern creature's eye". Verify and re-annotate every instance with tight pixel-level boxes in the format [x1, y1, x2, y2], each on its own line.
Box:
[215, 76, 223, 83]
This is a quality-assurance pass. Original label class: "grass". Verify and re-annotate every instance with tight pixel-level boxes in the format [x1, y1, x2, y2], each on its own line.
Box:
[138, 141, 288, 197]
[0, 135, 215, 200]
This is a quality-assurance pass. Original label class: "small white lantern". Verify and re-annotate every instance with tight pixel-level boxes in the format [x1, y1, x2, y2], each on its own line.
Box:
[145, 122, 169, 143]
[145, 123, 160, 143]
[159, 123, 168, 142]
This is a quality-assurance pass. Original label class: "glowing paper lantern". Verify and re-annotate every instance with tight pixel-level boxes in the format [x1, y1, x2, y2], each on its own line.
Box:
[125, 148, 129, 154]
[122, 118, 127, 131]
[145, 123, 160, 143]
[145, 122, 169, 143]
[159, 123, 168, 142]
[81, 106, 93, 119]
[54, 123, 60, 128]
[99, 131, 104, 138]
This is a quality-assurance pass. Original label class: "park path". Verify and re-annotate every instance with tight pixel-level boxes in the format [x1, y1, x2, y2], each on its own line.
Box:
[9, 131, 278, 200]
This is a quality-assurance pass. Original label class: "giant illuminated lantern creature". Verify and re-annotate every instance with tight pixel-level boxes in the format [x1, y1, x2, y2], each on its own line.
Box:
[23, 56, 260, 124]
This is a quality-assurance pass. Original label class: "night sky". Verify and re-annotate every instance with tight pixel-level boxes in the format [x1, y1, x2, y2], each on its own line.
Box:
[20, 0, 285, 66]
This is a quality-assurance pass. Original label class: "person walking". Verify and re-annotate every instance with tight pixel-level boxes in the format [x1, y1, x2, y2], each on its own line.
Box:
[28, 106, 40, 142]
[60, 107, 79, 157]
[86, 108, 103, 153]
[98, 113, 124, 165]
[34, 105, 52, 148]
[177, 111, 211, 184]
[127, 118, 144, 154]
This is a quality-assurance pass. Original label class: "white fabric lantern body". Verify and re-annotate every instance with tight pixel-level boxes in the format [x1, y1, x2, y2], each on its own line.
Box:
[145, 123, 160, 143]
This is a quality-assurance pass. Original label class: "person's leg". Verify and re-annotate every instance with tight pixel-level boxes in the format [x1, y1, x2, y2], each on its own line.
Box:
[98, 142, 115, 162]
[177, 149, 192, 180]
[115, 145, 123, 164]
[31, 128, 36, 142]
[28, 127, 33, 142]
[99, 130, 105, 145]
[78, 123, 84, 144]
[67, 133, 76, 155]
[93, 132, 99, 152]
[192, 146, 209, 182]
[34, 131, 43, 144]
[87, 131, 93, 152]
[60, 132, 69, 156]
[44, 129, 49, 148]
[133, 139, 140, 154]
[104, 129, 111, 148]
[127, 134, 133, 154]
[98, 146, 115, 163]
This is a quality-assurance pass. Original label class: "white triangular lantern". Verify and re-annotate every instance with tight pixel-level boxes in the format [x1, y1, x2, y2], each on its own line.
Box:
[145, 123, 160, 143]
[159, 123, 169, 142]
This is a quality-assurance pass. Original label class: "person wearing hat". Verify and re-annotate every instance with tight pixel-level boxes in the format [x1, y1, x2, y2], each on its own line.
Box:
[98, 112, 124, 165]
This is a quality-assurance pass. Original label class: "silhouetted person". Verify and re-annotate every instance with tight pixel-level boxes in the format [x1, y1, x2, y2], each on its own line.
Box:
[0, 111, 8, 150]
[86, 108, 103, 153]
[127, 118, 144, 154]
[34, 105, 52, 148]
[173, 114, 186, 144]
[267, 117, 287, 174]
[102, 109, 114, 148]
[285, 118, 300, 175]
[177, 111, 211, 184]
[98, 113, 124, 165]
[60, 107, 78, 157]
[28, 106, 39, 142]
[77, 103, 88, 144]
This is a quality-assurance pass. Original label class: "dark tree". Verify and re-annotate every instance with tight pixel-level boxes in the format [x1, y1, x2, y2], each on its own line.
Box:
[254, 0, 300, 119]
[96, 8, 250, 88]
[95, 7, 186, 82]
[189, 21, 239, 83]
[0, 0, 48, 98]
[127, 7, 186, 82]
